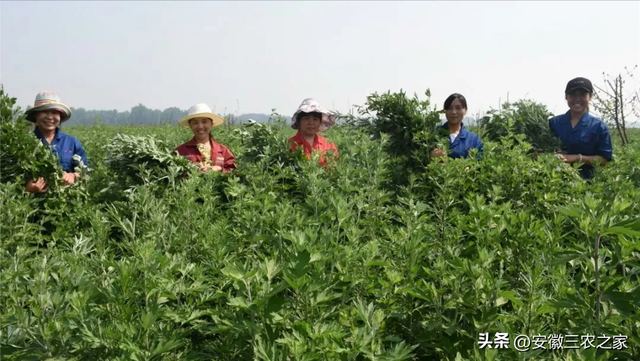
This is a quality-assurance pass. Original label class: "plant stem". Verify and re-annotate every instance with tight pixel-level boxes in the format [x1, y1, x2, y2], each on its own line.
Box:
[594, 231, 601, 331]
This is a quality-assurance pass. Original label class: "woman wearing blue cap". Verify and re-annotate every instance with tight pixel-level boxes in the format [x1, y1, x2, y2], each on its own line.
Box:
[23, 91, 89, 194]
[548, 77, 613, 179]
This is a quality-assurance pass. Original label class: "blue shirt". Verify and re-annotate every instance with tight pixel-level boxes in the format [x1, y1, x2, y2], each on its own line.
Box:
[439, 122, 483, 159]
[548, 111, 613, 179]
[34, 127, 89, 173]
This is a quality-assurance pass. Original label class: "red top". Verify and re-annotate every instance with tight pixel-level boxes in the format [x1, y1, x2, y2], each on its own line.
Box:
[288, 131, 339, 167]
[174, 136, 237, 173]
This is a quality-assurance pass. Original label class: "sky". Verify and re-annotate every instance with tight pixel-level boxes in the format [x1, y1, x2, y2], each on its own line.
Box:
[2, 1, 639, 120]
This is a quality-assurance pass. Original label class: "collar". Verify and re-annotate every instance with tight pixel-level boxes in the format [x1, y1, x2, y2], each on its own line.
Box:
[294, 131, 323, 146]
[440, 122, 468, 138]
[563, 110, 591, 127]
[183, 136, 217, 147]
[34, 127, 62, 141]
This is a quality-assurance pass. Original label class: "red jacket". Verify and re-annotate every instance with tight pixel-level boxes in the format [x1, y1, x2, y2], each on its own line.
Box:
[288, 131, 339, 167]
[174, 136, 237, 173]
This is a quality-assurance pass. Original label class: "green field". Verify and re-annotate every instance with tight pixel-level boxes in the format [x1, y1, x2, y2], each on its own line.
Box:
[2, 91, 640, 361]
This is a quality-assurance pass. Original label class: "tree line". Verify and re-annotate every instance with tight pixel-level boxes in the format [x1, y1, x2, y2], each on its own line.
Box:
[63, 103, 281, 126]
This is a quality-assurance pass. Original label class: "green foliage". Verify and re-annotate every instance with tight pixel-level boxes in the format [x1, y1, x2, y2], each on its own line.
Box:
[103, 133, 197, 188]
[0, 89, 65, 191]
[1, 88, 640, 361]
[479, 99, 564, 153]
[234, 118, 298, 166]
[353, 89, 446, 189]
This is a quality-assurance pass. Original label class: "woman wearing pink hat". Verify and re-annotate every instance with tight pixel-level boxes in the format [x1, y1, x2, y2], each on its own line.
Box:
[24, 91, 89, 194]
[174, 103, 237, 173]
[288, 98, 339, 167]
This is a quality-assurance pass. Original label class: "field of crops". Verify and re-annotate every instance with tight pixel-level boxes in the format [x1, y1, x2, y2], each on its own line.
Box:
[2, 89, 640, 361]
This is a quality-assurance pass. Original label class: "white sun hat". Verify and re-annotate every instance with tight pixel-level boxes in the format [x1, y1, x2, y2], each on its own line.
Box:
[291, 98, 336, 132]
[177, 103, 225, 128]
[25, 91, 72, 123]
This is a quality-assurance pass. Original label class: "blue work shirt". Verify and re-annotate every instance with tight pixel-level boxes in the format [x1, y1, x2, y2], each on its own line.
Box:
[34, 127, 89, 173]
[439, 122, 484, 159]
[548, 111, 613, 179]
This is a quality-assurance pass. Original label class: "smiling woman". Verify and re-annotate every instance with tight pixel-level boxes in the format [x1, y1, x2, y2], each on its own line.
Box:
[548, 77, 613, 179]
[24, 91, 89, 194]
[430, 93, 483, 160]
[288, 98, 339, 167]
[174, 103, 237, 173]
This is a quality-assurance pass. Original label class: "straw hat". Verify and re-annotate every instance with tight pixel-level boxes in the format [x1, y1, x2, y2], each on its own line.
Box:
[291, 98, 336, 132]
[177, 103, 225, 128]
[25, 91, 72, 122]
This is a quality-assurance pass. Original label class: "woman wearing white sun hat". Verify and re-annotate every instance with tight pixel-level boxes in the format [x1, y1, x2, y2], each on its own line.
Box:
[174, 103, 237, 173]
[288, 98, 339, 167]
[23, 91, 89, 194]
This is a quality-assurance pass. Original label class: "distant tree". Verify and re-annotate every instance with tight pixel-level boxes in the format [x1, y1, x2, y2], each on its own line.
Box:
[591, 65, 639, 146]
[56, 103, 273, 126]
[130, 104, 152, 124]
[160, 107, 187, 124]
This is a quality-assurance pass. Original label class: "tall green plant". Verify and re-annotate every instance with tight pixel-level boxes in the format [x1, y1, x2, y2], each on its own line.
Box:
[479, 100, 564, 153]
[103, 133, 196, 187]
[354, 89, 445, 189]
[0, 89, 64, 192]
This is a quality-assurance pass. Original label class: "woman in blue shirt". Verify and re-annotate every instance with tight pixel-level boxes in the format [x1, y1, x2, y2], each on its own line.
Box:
[548, 77, 613, 179]
[23, 91, 89, 194]
[430, 93, 483, 160]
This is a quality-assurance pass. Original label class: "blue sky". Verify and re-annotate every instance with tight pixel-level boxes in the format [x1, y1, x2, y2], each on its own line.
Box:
[2, 1, 639, 120]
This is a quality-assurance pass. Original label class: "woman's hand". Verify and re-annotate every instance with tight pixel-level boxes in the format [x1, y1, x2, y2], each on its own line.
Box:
[62, 172, 79, 185]
[430, 148, 447, 158]
[554, 153, 578, 163]
[198, 165, 223, 172]
[26, 177, 48, 193]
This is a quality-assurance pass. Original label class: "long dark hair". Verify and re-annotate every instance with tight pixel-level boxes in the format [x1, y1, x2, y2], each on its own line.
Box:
[443, 93, 468, 111]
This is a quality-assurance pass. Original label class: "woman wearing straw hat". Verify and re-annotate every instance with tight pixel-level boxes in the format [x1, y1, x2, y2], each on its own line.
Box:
[24, 91, 89, 194]
[288, 98, 339, 167]
[174, 103, 237, 173]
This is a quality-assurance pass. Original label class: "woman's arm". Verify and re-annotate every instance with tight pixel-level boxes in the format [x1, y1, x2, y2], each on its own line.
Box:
[555, 153, 608, 165]
[222, 147, 237, 172]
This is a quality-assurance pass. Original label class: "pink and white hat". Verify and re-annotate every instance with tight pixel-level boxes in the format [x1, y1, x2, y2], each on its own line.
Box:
[25, 91, 72, 122]
[291, 98, 336, 132]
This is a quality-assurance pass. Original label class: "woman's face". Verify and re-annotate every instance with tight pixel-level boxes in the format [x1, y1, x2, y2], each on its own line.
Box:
[189, 117, 213, 138]
[445, 98, 467, 124]
[34, 110, 61, 132]
[566, 90, 591, 114]
[299, 113, 321, 137]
